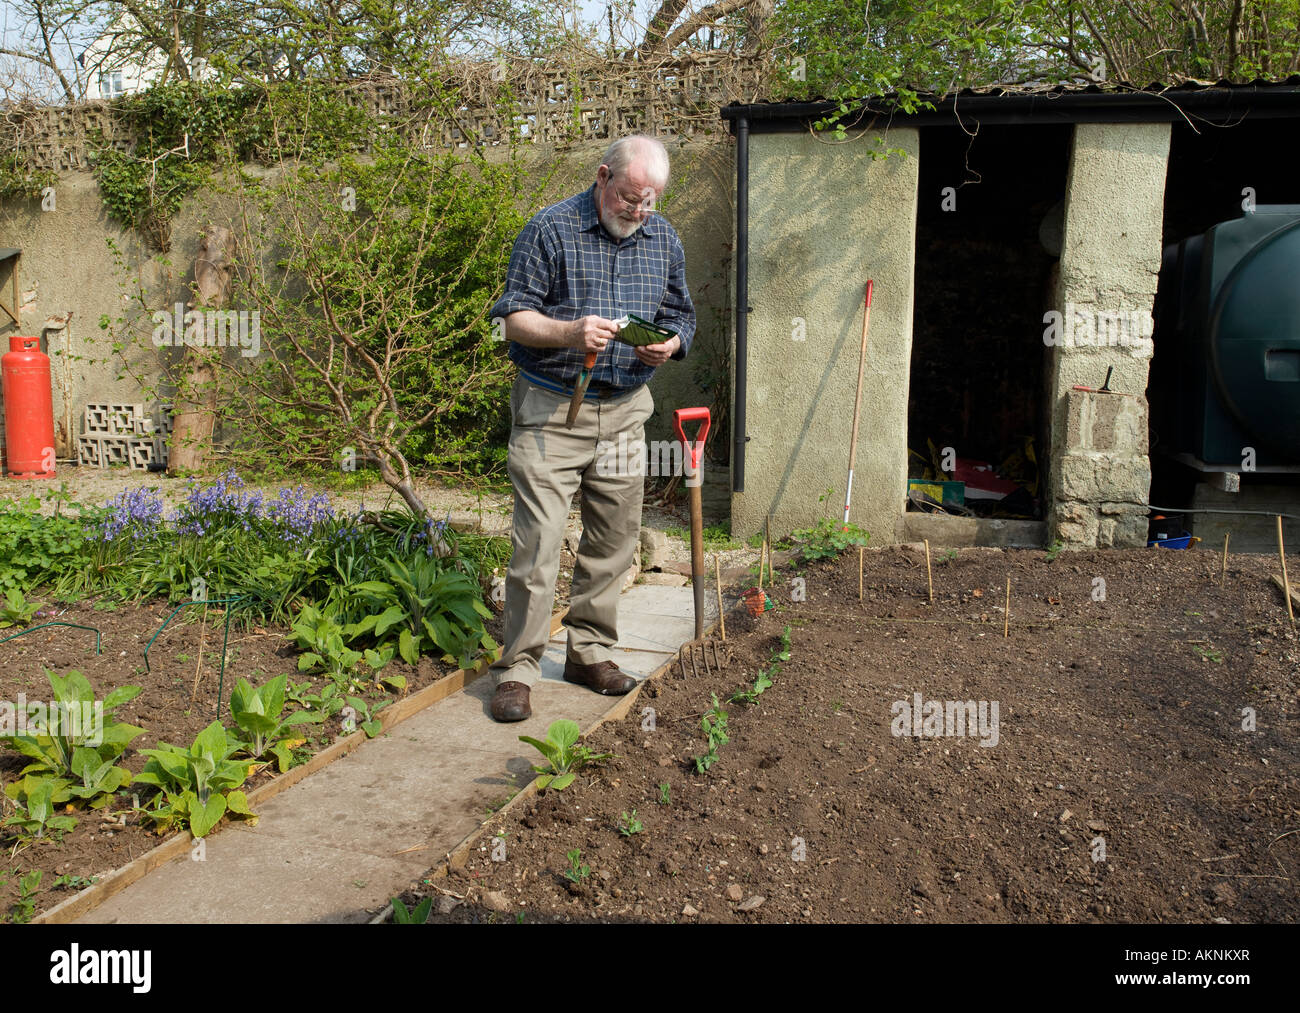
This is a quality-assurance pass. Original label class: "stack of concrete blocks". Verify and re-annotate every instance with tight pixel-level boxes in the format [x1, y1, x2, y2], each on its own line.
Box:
[78, 403, 173, 470]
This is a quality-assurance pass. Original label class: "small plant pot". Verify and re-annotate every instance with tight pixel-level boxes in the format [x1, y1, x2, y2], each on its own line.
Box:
[744, 587, 773, 616]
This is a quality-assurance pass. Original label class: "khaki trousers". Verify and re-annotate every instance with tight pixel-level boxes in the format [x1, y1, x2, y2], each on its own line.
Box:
[490, 374, 653, 688]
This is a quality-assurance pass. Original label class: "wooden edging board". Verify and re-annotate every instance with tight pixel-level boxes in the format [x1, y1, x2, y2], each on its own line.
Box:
[33, 610, 570, 925]
[369, 614, 725, 924]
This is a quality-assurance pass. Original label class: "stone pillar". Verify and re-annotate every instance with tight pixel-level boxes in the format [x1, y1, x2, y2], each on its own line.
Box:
[1047, 122, 1170, 548]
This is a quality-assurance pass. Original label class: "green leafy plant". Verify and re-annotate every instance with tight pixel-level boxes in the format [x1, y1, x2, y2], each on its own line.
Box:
[657, 783, 671, 806]
[391, 895, 433, 924]
[617, 809, 643, 836]
[791, 517, 871, 562]
[5, 870, 42, 923]
[2, 778, 78, 841]
[563, 848, 590, 883]
[730, 626, 788, 705]
[0, 587, 39, 628]
[342, 695, 387, 738]
[350, 552, 497, 669]
[1192, 644, 1224, 664]
[730, 667, 774, 706]
[518, 719, 612, 791]
[2, 671, 143, 816]
[1045, 539, 1065, 562]
[693, 694, 730, 773]
[289, 604, 368, 681]
[229, 674, 325, 772]
[133, 721, 257, 838]
[284, 678, 346, 720]
[0, 494, 97, 595]
[51, 873, 98, 891]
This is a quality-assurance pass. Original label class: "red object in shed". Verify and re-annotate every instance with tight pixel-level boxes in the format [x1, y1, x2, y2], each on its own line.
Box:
[1, 335, 56, 479]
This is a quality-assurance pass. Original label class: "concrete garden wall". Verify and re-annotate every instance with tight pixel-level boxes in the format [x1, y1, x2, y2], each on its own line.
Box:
[0, 138, 732, 465]
[732, 128, 921, 543]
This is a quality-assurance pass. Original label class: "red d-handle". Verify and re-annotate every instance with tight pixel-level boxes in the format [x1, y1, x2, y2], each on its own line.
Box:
[673, 407, 710, 471]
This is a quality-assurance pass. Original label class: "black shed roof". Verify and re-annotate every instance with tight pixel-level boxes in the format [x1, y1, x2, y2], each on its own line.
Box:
[719, 76, 1300, 131]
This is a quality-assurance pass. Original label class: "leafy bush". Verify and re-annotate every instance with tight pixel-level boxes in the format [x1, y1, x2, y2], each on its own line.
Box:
[350, 552, 497, 669]
[2, 671, 143, 815]
[229, 675, 324, 772]
[134, 721, 257, 838]
[0, 495, 96, 595]
[791, 518, 871, 561]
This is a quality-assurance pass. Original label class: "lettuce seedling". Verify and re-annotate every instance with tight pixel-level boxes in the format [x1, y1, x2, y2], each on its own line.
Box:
[230, 674, 324, 772]
[2, 670, 142, 813]
[134, 720, 257, 838]
[1, 777, 77, 841]
[518, 719, 612, 791]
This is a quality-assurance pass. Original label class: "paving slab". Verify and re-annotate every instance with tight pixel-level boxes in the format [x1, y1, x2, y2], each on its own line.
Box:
[78, 584, 692, 923]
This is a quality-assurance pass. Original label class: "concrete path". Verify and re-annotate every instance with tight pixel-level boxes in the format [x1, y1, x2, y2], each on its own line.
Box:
[78, 584, 701, 923]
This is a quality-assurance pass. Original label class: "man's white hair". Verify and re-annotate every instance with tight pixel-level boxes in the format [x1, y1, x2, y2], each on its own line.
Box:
[600, 135, 669, 188]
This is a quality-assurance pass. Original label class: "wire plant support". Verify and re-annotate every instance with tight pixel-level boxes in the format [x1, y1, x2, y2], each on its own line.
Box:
[0, 621, 103, 654]
[143, 595, 253, 718]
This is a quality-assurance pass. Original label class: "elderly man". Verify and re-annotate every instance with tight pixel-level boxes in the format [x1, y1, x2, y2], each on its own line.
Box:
[487, 134, 696, 722]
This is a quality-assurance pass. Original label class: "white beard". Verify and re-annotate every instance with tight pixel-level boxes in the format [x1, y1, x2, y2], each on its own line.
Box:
[599, 207, 641, 239]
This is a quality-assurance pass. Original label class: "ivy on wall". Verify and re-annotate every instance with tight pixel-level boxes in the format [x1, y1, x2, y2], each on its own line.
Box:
[85, 80, 372, 250]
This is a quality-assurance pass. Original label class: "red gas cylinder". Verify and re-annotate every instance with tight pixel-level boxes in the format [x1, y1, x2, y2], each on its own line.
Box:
[1, 335, 57, 479]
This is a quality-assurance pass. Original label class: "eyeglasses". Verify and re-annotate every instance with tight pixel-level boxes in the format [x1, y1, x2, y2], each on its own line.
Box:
[604, 172, 658, 214]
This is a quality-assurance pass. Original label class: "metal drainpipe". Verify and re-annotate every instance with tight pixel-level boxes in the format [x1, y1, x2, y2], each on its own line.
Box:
[733, 115, 749, 492]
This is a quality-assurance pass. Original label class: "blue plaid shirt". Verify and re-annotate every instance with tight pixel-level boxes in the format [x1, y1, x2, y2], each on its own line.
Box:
[491, 184, 696, 391]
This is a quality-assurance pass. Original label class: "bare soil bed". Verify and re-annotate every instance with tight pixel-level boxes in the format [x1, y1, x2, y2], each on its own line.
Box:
[403, 545, 1300, 924]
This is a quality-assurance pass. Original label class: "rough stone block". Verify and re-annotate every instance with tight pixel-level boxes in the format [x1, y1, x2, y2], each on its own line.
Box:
[1051, 498, 1099, 546]
[640, 527, 669, 569]
[1064, 390, 1148, 454]
[1055, 452, 1150, 504]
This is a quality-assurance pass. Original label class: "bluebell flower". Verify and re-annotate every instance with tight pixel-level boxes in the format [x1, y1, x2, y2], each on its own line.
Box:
[101, 487, 165, 541]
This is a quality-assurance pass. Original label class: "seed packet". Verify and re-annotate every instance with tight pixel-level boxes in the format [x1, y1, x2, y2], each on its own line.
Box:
[614, 313, 676, 347]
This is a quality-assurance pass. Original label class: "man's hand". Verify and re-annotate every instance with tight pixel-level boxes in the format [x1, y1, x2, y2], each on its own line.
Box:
[635, 335, 681, 368]
[570, 315, 619, 354]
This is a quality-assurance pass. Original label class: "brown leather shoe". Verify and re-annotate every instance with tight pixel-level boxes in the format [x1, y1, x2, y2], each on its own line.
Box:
[491, 681, 531, 722]
[563, 657, 636, 695]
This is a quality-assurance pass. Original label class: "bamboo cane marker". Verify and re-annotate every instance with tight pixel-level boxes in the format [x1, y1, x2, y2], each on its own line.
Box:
[714, 554, 726, 641]
[858, 546, 864, 601]
[758, 533, 767, 590]
[759, 514, 769, 585]
[1221, 532, 1230, 583]
[843, 280, 874, 525]
[924, 539, 934, 603]
[1278, 516, 1295, 627]
[1003, 577, 1011, 638]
